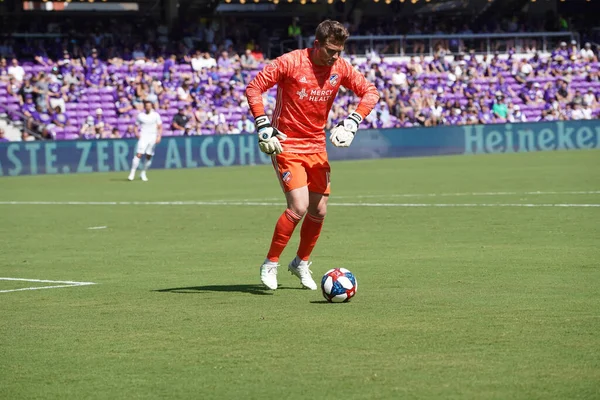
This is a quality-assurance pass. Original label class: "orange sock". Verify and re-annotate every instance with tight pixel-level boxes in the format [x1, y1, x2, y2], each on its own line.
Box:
[266, 209, 303, 262]
[297, 213, 325, 261]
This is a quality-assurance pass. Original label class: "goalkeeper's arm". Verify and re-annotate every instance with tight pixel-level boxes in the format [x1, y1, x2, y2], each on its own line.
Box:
[329, 112, 363, 148]
[255, 115, 287, 155]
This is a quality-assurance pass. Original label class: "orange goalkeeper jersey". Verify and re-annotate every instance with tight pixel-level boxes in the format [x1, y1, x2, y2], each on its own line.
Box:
[246, 48, 380, 153]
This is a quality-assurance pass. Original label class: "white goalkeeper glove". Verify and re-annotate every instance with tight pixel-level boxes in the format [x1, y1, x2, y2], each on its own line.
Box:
[329, 112, 363, 147]
[255, 115, 288, 155]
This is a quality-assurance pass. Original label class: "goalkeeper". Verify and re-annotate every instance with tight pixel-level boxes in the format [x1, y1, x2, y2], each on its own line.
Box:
[245, 19, 379, 291]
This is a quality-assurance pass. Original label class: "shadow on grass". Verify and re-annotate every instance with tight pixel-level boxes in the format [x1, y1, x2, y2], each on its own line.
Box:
[154, 284, 304, 295]
[108, 178, 133, 182]
[309, 300, 331, 304]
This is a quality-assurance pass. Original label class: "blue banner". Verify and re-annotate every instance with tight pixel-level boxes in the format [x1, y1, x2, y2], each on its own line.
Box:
[0, 119, 599, 176]
[327, 119, 600, 161]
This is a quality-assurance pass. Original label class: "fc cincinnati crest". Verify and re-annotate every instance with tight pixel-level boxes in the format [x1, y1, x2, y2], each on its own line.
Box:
[282, 171, 292, 183]
[329, 74, 339, 87]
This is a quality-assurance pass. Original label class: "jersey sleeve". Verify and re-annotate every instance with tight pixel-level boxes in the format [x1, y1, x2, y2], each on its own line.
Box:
[340, 61, 380, 119]
[156, 113, 163, 125]
[245, 55, 291, 119]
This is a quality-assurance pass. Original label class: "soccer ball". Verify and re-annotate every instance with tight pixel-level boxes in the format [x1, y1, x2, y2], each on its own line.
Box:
[321, 268, 357, 303]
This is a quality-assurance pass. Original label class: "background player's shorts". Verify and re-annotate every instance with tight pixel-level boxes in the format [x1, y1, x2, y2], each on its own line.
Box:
[136, 137, 157, 155]
[272, 152, 330, 194]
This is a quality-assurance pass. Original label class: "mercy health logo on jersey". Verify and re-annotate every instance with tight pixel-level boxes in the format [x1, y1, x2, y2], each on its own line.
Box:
[329, 74, 339, 87]
[463, 121, 600, 154]
[297, 88, 334, 102]
[308, 89, 334, 102]
[297, 88, 308, 100]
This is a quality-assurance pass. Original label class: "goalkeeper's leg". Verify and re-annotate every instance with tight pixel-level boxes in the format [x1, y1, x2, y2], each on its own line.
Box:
[266, 207, 303, 262]
[287, 191, 326, 290]
[297, 192, 327, 261]
[261, 186, 309, 289]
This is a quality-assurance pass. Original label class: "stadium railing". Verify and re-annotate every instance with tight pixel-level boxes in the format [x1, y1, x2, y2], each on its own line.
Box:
[303, 32, 580, 57]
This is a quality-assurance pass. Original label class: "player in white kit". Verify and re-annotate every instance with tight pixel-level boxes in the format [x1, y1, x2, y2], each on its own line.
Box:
[128, 101, 163, 182]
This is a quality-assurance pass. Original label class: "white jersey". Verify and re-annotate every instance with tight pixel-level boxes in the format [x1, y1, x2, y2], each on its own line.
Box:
[136, 110, 162, 139]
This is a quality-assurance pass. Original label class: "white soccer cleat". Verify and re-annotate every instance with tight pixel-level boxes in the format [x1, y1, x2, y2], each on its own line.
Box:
[127, 173, 135, 181]
[260, 261, 279, 290]
[288, 257, 318, 290]
[140, 172, 148, 182]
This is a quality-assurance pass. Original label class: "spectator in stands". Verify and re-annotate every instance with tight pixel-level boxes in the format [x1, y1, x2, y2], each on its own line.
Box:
[571, 102, 584, 120]
[48, 78, 66, 113]
[240, 49, 259, 70]
[508, 104, 527, 123]
[34, 104, 54, 135]
[541, 104, 558, 121]
[190, 50, 204, 73]
[583, 88, 597, 107]
[552, 42, 569, 60]
[171, 106, 191, 135]
[0, 58, 9, 82]
[492, 93, 508, 122]
[396, 111, 414, 127]
[561, 103, 574, 120]
[123, 125, 137, 139]
[580, 43, 596, 62]
[116, 95, 133, 116]
[228, 123, 241, 135]
[7, 76, 20, 100]
[236, 114, 254, 133]
[80, 116, 96, 139]
[94, 108, 108, 137]
[391, 66, 408, 89]
[215, 120, 228, 135]
[85, 48, 100, 69]
[479, 104, 495, 124]
[581, 102, 593, 120]
[520, 81, 537, 105]
[162, 54, 176, 81]
[65, 83, 82, 103]
[556, 79, 571, 103]
[159, 98, 172, 111]
[21, 94, 37, 130]
[86, 59, 107, 87]
[444, 107, 464, 125]
[52, 106, 68, 129]
[177, 80, 193, 103]
[514, 58, 533, 84]
[572, 89, 583, 106]
[491, 75, 516, 99]
[287, 17, 302, 48]
[230, 68, 247, 86]
[8, 58, 25, 83]
[463, 81, 479, 101]
[0, 128, 7, 142]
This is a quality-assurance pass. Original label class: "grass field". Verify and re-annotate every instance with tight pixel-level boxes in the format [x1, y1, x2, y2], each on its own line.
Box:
[1, 150, 599, 399]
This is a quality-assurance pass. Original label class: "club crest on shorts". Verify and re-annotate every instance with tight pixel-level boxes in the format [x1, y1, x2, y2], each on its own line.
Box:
[282, 171, 292, 183]
[329, 74, 339, 87]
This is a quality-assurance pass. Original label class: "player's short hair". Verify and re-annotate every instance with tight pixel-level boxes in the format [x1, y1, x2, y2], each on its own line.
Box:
[315, 20, 349, 45]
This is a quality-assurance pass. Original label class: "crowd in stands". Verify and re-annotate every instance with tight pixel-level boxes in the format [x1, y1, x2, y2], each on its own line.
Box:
[0, 15, 598, 141]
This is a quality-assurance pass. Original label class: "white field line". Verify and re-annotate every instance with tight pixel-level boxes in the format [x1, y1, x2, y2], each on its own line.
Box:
[87, 226, 107, 230]
[336, 190, 600, 199]
[0, 200, 598, 207]
[197, 190, 600, 202]
[0, 277, 97, 294]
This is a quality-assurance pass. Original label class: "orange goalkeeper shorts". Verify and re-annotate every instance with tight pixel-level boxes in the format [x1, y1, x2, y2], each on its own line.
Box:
[271, 151, 331, 195]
